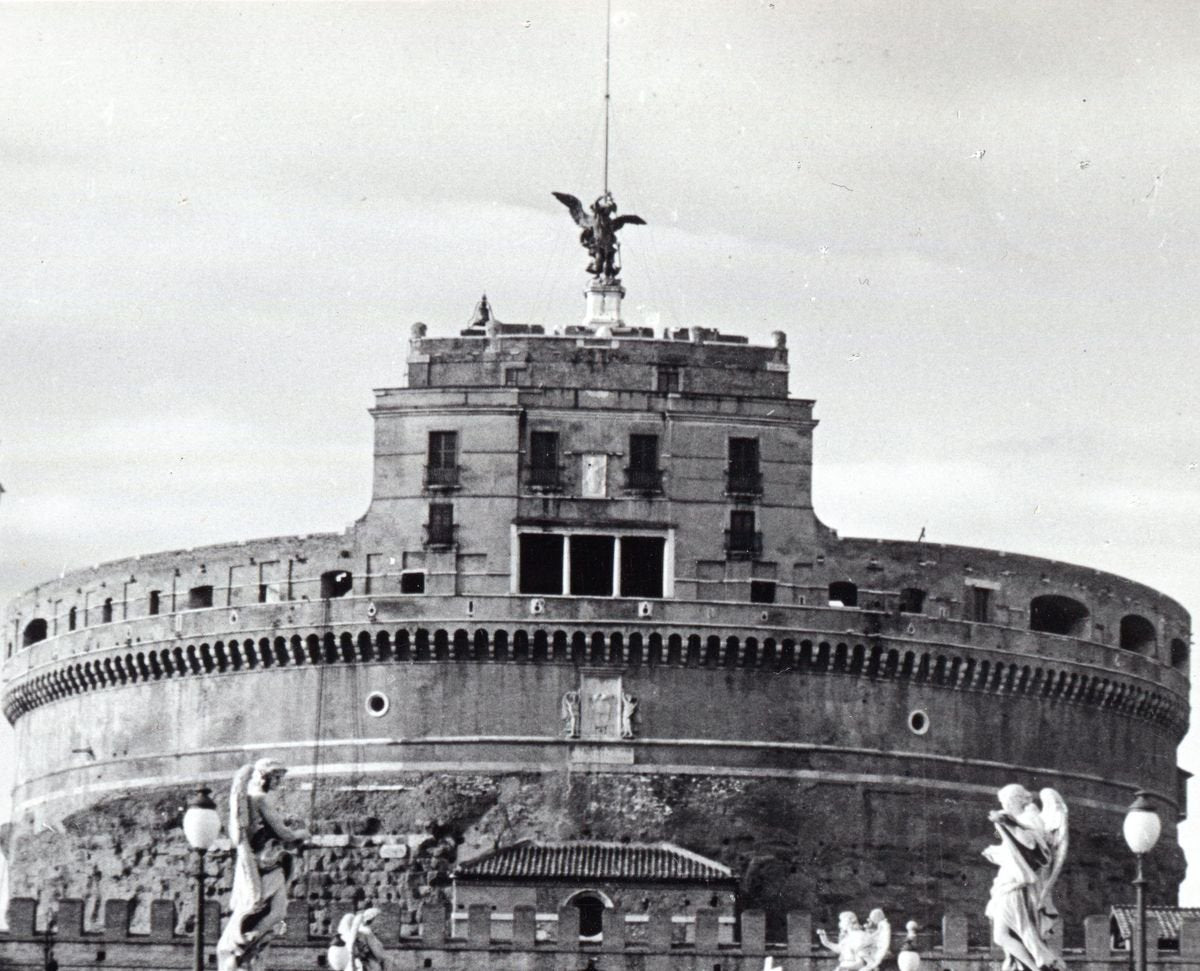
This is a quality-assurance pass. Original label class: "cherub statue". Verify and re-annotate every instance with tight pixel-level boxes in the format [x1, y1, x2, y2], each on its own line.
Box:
[552, 191, 646, 282]
[983, 784, 1069, 971]
[217, 759, 311, 971]
[818, 912, 871, 971]
[620, 691, 638, 739]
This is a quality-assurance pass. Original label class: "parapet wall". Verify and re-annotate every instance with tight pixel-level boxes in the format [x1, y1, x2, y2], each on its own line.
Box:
[0, 901, 1196, 971]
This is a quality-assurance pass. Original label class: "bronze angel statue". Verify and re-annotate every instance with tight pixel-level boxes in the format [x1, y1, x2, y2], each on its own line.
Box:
[552, 191, 645, 282]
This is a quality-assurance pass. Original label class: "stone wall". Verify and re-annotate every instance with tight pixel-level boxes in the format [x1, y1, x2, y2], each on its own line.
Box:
[1, 901, 1197, 971]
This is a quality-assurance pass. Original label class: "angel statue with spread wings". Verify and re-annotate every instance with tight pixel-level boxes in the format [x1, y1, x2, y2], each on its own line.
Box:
[217, 759, 311, 971]
[983, 785, 1069, 971]
[552, 191, 645, 282]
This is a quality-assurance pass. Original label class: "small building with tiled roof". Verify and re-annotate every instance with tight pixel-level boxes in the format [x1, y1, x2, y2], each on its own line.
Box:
[453, 841, 738, 936]
[1110, 905, 1200, 951]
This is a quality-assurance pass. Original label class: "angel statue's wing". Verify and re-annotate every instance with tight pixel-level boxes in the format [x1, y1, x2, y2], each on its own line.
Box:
[552, 192, 590, 228]
[612, 214, 647, 231]
[1039, 787, 1069, 897]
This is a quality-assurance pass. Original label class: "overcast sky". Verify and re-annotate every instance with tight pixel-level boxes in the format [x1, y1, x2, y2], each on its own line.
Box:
[2, 0, 1199, 901]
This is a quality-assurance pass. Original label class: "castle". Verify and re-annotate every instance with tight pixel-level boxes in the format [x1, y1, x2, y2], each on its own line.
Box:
[1, 276, 1191, 949]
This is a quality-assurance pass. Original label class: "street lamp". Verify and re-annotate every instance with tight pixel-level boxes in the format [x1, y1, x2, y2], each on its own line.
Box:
[1122, 791, 1162, 971]
[182, 787, 221, 971]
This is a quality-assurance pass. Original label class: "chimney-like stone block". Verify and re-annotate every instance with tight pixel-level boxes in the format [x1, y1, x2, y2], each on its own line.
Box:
[741, 910, 766, 954]
[103, 899, 130, 938]
[942, 912, 969, 955]
[513, 905, 536, 948]
[149, 900, 176, 941]
[468, 903, 491, 945]
[695, 908, 719, 951]
[557, 905, 580, 949]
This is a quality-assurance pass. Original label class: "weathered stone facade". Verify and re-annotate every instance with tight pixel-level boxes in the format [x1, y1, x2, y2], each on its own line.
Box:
[2, 325, 1190, 942]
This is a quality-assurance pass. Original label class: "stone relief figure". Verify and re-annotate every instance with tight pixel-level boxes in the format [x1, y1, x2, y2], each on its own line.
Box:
[327, 907, 389, 971]
[591, 690, 615, 735]
[862, 908, 892, 971]
[619, 692, 638, 739]
[217, 759, 311, 971]
[983, 784, 1068, 971]
[561, 690, 581, 738]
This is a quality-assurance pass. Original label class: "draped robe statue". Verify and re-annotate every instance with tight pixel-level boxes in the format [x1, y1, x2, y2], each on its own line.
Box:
[217, 759, 311, 971]
[983, 784, 1069, 971]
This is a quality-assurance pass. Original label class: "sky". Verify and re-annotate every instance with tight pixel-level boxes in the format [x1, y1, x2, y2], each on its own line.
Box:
[2, 0, 1199, 900]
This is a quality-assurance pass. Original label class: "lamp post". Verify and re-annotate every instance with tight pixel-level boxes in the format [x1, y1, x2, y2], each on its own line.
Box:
[182, 786, 221, 971]
[1122, 790, 1162, 971]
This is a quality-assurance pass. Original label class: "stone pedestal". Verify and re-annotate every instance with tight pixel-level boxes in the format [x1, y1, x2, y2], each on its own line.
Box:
[583, 280, 625, 330]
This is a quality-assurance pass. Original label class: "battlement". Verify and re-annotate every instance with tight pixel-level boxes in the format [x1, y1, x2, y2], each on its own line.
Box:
[2, 901, 1198, 971]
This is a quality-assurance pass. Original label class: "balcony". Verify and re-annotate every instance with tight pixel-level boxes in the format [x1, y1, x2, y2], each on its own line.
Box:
[527, 466, 563, 492]
[423, 522, 458, 550]
[424, 465, 460, 490]
[725, 469, 763, 497]
[624, 467, 664, 495]
[724, 530, 763, 560]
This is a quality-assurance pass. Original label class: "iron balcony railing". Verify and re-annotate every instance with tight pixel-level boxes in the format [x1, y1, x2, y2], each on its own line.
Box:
[724, 530, 763, 560]
[527, 466, 563, 491]
[424, 465, 460, 489]
[725, 469, 763, 497]
[423, 522, 458, 549]
[624, 467, 664, 494]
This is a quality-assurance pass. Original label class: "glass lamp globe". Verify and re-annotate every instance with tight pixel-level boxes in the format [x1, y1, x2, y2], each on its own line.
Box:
[897, 921, 921, 971]
[183, 786, 221, 850]
[1123, 791, 1162, 856]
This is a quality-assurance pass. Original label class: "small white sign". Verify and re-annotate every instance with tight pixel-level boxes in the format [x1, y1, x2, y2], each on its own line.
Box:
[379, 843, 409, 859]
[581, 454, 608, 497]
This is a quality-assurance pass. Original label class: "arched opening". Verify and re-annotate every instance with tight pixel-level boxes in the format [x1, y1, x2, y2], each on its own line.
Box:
[898, 588, 926, 614]
[1120, 614, 1157, 653]
[566, 891, 610, 938]
[1171, 638, 1188, 669]
[828, 581, 858, 608]
[1029, 595, 1089, 637]
[22, 619, 47, 647]
[320, 570, 353, 599]
[68, 606, 77, 631]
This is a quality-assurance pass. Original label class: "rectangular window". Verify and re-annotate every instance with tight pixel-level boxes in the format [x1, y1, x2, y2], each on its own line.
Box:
[620, 537, 665, 598]
[400, 571, 426, 594]
[569, 535, 615, 596]
[728, 437, 762, 495]
[970, 586, 991, 623]
[519, 534, 564, 594]
[750, 580, 776, 604]
[426, 431, 459, 487]
[656, 366, 680, 393]
[258, 561, 283, 603]
[626, 434, 662, 492]
[148, 590, 161, 616]
[426, 503, 455, 547]
[188, 585, 214, 609]
[529, 431, 561, 489]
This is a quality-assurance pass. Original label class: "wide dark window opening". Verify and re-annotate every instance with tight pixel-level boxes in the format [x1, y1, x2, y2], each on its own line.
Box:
[188, 585, 214, 609]
[425, 503, 456, 547]
[620, 537, 665, 598]
[519, 534, 564, 593]
[529, 431, 561, 489]
[626, 434, 662, 492]
[1029, 595, 1089, 637]
[727, 437, 762, 495]
[898, 587, 926, 614]
[570, 535, 615, 596]
[829, 581, 858, 608]
[726, 510, 760, 559]
[750, 580, 776, 604]
[22, 619, 47, 647]
[320, 570, 353, 599]
[400, 571, 426, 594]
[426, 431, 459, 488]
[1120, 614, 1157, 653]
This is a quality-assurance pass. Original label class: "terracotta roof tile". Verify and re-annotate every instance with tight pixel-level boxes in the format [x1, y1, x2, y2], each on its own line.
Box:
[455, 841, 735, 883]
[1110, 905, 1200, 947]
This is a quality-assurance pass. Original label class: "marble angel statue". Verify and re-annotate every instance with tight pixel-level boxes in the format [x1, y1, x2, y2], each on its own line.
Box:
[983, 784, 1069, 971]
[216, 759, 311, 971]
[327, 907, 389, 971]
